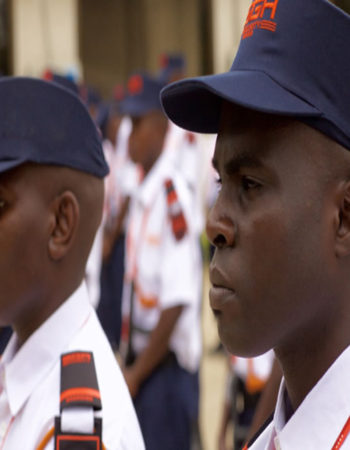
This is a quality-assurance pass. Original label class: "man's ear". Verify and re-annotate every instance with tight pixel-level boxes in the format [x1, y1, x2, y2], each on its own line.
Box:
[48, 191, 80, 261]
[335, 181, 350, 258]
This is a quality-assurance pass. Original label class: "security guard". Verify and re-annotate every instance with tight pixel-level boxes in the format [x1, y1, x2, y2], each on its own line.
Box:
[120, 73, 202, 450]
[0, 77, 144, 449]
[158, 53, 206, 237]
[161, 0, 350, 448]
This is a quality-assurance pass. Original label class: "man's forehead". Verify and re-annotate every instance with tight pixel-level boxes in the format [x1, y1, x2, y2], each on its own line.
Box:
[214, 103, 288, 163]
[0, 163, 78, 189]
[213, 102, 339, 171]
[218, 101, 292, 133]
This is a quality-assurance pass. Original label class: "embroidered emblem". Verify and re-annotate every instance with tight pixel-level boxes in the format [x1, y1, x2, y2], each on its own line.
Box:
[242, 0, 279, 39]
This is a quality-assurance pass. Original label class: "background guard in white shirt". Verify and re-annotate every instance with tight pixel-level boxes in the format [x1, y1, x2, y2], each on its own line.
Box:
[120, 72, 202, 450]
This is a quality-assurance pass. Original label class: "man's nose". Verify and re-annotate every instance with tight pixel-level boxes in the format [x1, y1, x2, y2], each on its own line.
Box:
[206, 201, 236, 249]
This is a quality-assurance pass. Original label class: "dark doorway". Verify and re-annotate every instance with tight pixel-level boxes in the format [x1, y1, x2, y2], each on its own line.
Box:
[0, 0, 12, 75]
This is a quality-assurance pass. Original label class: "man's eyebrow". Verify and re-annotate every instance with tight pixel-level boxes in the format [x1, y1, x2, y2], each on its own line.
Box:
[212, 152, 263, 174]
[225, 153, 263, 174]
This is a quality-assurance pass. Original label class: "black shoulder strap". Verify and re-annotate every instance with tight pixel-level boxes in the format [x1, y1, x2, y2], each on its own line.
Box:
[54, 351, 103, 450]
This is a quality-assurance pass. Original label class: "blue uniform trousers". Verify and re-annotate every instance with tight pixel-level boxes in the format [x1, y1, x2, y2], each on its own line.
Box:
[97, 234, 125, 350]
[134, 355, 199, 450]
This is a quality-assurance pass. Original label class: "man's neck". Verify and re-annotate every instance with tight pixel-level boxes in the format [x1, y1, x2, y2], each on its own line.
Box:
[275, 319, 350, 411]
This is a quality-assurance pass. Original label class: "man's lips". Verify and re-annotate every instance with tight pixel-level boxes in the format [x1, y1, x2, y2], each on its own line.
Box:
[209, 285, 236, 312]
[209, 264, 236, 312]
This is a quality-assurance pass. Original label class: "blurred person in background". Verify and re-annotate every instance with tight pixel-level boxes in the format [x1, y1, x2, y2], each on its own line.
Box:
[98, 88, 141, 350]
[120, 72, 202, 450]
[159, 53, 206, 240]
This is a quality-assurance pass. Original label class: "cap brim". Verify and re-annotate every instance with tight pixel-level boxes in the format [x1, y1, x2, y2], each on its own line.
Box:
[0, 159, 26, 174]
[161, 70, 322, 133]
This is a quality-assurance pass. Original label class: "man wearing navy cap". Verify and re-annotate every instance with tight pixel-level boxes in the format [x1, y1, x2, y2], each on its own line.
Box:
[0, 77, 144, 449]
[162, 0, 350, 448]
[120, 73, 202, 450]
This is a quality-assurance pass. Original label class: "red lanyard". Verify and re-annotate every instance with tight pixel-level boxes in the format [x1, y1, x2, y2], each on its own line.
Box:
[332, 416, 350, 450]
[242, 416, 350, 450]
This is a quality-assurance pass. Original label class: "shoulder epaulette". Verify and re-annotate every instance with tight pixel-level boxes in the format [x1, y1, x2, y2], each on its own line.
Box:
[164, 178, 187, 241]
[54, 351, 103, 450]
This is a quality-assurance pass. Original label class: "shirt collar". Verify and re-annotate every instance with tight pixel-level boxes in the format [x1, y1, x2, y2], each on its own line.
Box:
[0, 282, 92, 416]
[272, 345, 350, 449]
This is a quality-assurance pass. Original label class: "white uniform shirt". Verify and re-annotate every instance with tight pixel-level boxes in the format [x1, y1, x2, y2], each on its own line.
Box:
[85, 225, 103, 308]
[250, 345, 350, 449]
[103, 117, 140, 227]
[0, 283, 145, 450]
[163, 122, 205, 235]
[122, 151, 202, 373]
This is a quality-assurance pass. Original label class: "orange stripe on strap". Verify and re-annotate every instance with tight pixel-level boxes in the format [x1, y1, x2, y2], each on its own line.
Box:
[60, 387, 101, 404]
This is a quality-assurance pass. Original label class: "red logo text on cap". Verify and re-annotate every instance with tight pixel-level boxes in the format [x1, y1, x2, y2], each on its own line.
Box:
[242, 0, 279, 39]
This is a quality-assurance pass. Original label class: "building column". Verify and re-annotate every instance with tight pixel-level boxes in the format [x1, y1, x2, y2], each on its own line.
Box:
[11, 0, 80, 77]
[211, 0, 251, 73]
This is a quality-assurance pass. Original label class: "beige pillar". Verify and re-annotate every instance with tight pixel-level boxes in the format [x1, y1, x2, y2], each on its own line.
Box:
[211, 0, 251, 73]
[11, 0, 80, 77]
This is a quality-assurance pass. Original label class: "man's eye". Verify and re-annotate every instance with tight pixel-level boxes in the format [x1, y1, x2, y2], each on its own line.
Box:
[241, 176, 261, 191]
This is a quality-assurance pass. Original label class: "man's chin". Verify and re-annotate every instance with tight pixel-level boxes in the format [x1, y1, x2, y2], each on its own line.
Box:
[219, 329, 271, 358]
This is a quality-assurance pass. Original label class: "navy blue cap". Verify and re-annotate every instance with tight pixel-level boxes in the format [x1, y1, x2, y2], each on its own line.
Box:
[81, 84, 102, 107]
[43, 69, 80, 97]
[161, 0, 350, 150]
[0, 77, 109, 177]
[158, 53, 186, 83]
[121, 73, 165, 117]
[96, 100, 123, 139]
